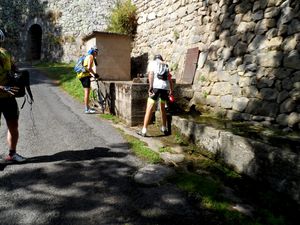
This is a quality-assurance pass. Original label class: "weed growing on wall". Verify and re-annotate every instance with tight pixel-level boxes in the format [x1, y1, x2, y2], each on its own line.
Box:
[106, 0, 137, 38]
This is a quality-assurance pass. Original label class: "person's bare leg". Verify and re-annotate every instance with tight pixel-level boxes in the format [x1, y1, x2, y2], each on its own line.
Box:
[143, 98, 155, 130]
[84, 88, 90, 109]
[6, 118, 26, 162]
[160, 101, 167, 128]
[6, 119, 19, 151]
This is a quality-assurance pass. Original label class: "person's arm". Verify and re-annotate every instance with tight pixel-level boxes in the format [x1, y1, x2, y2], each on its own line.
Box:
[87, 55, 97, 77]
[168, 73, 173, 96]
[148, 71, 154, 96]
[0, 85, 19, 95]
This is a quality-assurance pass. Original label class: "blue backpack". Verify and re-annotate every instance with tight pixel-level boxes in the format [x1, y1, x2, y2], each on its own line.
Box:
[74, 55, 86, 73]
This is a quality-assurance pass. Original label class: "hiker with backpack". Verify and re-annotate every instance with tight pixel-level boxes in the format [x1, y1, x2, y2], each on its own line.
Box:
[76, 47, 99, 114]
[137, 54, 174, 137]
[0, 29, 26, 163]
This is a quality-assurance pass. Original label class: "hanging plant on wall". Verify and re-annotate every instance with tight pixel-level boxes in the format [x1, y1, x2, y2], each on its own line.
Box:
[106, 0, 137, 38]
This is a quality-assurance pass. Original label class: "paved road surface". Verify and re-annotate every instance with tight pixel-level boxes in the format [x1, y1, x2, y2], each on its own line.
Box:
[0, 68, 204, 225]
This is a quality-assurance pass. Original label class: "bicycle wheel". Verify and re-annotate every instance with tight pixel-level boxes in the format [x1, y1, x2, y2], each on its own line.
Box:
[98, 90, 106, 114]
[91, 89, 106, 113]
[91, 89, 101, 113]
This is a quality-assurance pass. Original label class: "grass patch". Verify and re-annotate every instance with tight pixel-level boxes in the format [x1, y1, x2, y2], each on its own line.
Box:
[123, 134, 161, 164]
[174, 131, 189, 146]
[172, 172, 220, 197]
[100, 114, 121, 124]
[159, 146, 172, 153]
[35, 62, 84, 101]
[171, 172, 263, 225]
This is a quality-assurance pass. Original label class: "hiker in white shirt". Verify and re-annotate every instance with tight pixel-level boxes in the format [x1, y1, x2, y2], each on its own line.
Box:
[137, 54, 173, 137]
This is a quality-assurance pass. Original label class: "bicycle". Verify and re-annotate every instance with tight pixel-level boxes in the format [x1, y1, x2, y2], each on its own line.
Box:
[90, 77, 107, 114]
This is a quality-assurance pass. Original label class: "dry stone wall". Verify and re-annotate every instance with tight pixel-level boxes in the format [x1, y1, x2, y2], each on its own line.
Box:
[132, 0, 300, 130]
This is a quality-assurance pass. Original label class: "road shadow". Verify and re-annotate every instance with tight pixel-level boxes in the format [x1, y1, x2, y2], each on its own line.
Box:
[0, 147, 126, 171]
[27, 147, 126, 163]
[0, 146, 204, 225]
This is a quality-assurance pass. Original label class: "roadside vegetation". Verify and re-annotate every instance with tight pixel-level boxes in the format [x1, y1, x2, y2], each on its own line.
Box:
[35, 62, 84, 101]
[106, 0, 137, 38]
[123, 133, 161, 164]
[35, 62, 298, 225]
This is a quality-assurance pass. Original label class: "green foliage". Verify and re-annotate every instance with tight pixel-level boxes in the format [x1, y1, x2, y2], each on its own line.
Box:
[47, 33, 62, 45]
[170, 62, 179, 72]
[46, 10, 62, 22]
[35, 62, 84, 101]
[106, 0, 137, 38]
[100, 114, 122, 123]
[173, 30, 180, 40]
[174, 131, 189, 146]
[173, 172, 220, 197]
[124, 134, 161, 163]
[61, 35, 76, 44]
[200, 75, 206, 82]
[159, 146, 172, 153]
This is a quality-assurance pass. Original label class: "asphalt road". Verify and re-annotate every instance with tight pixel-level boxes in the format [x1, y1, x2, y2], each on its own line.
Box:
[0, 68, 204, 225]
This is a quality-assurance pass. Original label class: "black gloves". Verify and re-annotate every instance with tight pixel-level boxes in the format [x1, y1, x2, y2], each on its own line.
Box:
[1, 86, 19, 95]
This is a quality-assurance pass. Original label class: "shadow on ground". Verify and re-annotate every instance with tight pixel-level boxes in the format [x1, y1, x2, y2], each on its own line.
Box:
[0, 146, 206, 225]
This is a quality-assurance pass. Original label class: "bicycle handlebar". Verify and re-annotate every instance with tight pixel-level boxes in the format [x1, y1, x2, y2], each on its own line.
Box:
[90, 77, 102, 82]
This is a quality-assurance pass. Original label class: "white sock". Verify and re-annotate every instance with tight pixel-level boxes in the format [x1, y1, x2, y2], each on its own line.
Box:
[142, 127, 147, 134]
[161, 126, 167, 131]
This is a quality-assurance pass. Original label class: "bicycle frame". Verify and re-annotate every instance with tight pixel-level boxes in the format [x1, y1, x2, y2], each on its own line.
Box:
[90, 78, 107, 113]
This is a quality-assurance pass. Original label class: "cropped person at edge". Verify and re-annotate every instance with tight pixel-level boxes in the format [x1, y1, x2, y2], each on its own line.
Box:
[137, 54, 174, 137]
[0, 28, 26, 163]
[77, 46, 99, 114]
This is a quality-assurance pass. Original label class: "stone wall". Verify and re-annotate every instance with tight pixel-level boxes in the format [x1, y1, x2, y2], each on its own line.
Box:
[131, 0, 300, 130]
[172, 115, 300, 204]
[0, 0, 116, 62]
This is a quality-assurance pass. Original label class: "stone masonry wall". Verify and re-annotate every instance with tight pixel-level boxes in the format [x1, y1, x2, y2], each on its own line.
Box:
[132, 0, 300, 130]
[0, 0, 116, 62]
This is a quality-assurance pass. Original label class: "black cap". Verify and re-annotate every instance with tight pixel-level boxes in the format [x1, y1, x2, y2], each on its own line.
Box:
[154, 54, 163, 61]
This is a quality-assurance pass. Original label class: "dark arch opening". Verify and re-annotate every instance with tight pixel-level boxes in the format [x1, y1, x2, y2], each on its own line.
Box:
[27, 24, 42, 61]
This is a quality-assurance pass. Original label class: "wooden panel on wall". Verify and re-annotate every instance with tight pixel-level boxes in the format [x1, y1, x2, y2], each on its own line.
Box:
[179, 47, 199, 84]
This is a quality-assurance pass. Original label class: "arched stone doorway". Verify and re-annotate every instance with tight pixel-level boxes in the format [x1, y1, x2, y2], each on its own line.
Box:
[27, 24, 42, 61]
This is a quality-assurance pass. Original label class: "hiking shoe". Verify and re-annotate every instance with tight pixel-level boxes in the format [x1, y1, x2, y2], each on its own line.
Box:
[160, 127, 168, 135]
[85, 108, 96, 114]
[137, 130, 147, 137]
[5, 153, 27, 163]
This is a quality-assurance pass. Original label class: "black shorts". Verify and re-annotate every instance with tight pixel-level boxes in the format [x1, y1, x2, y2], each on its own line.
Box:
[150, 89, 169, 102]
[0, 97, 19, 121]
[80, 76, 91, 88]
